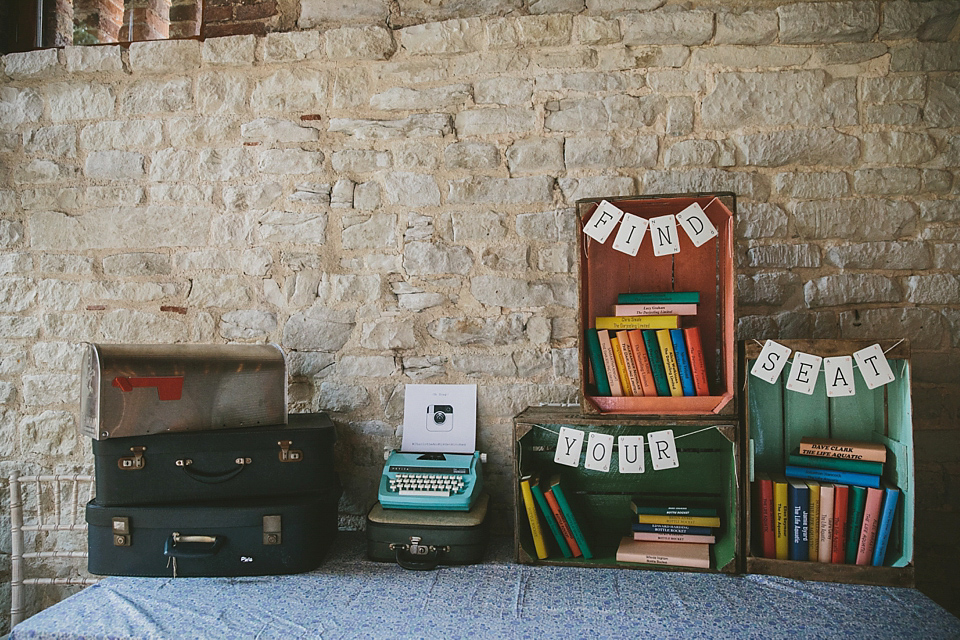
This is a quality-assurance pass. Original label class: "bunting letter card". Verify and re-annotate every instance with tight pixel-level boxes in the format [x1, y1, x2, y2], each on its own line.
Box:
[611, 213, 649, 256]
[583, 200, 624, 244]
[785, 351, 823, 396]
[676, 202, 718, 247]
[750, 340, 792, 385]
[824, 356, 856, 398]
[618, 435, 645, 474]
[853, 344, 896, 390]
[554, 426, 585, 467]
[648, 215, 681, 257]
[647, 429, 679, 471]
[584, 431, 614, 472]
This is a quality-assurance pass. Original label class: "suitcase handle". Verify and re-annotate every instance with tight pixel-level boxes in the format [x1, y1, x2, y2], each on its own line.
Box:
[178, 461, 249, 484]
[395, 547, 442, 571]
[164, 533, 224, 559]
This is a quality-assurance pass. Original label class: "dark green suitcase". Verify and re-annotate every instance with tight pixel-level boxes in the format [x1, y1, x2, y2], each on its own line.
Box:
[366, 493, 489, 570]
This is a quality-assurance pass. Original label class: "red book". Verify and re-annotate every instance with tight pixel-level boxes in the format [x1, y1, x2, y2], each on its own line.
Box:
[626, 329, 658, 396]
[855, 487, 884, 565]
[757, 472, 776, 558]
[682, 326, 710, 396]
[543, 486, 582, 557]
[831, 484, 850, 563]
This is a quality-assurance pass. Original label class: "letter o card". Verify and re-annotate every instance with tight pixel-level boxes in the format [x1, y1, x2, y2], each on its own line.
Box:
[676, 202, 718, 248]
[750, 340, 792, 384]
[854, 343, 896, 389]
[785, 351, 823, 395]
[584, 431, 614, 472]
[648, 215, 680, 257]
[617, 435, 645, 474]
[611, 213, 648, 256]
[824, 356, 856, 397]
[647, 429, 679, 471]
[583, 200, 624, 244]
[554, 426, 584, 468]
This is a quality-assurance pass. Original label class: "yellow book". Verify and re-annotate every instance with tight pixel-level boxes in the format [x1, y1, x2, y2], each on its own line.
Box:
[616, 330, 644, 397]
[773, 474, 789, 560]
[611, 336, 633, 396]
[655, 329, 683, 397]
[807, 480, 820, 561]
[636, 514, 722, 527]
[520, 475, 548, 559]
[595, 315, 680, 331]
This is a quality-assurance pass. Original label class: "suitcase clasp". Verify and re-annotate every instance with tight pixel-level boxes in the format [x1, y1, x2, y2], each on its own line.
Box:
[278, 440, 303, 463]
[113, 517, 131, 546]
[263, 515, 282, 545]
[118, 446, 146, 471]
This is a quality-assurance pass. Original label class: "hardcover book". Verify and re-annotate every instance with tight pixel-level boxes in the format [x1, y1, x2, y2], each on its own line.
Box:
[655, 329, 684, 397]
[784, 465, 880, 489]
[682, 326, 710, 396]
[855, 487, 884, 566]
[807, 480, 820, 561]
[756, 472, 776, 559]
[831, 484, 850, 564]
[617, 292, 701, 305]
[669, 329, 696, 396]
[633, 532, 716, 544]
[817, 483, 835, 563]
[547, 474, 592, 559]
[787, 479, 810, 562]
[773, 474, 789, 560]
[610, 335, 633, 396]
[596, 330, 623, 397]
[584, 328, 611, 396]
[530, 475, 572, 558]
[595, 315, 680, 331]
[636, 513, 721, 528]
[520, 475, 548, 559]
[630, 501, 718, 517]
[798, 438, 887, 464]
[788, 449, 883, 476]
[614, 303, 698, 316]
[871, 483, 900, 567]
[641, 330, 671, 396]
[633, 523, 713, 536]
[845, 485, 868, 564]
[615, 330, 643, 396]
[626, 330, 658, 396]
[616, 537, 710, 569]
[543, 485, 581, 557]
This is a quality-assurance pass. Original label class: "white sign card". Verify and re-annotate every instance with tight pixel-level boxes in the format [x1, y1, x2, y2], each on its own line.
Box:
[401, 384, 477, 453]
[750, 340, 793, 384]
[785, 351, 823, 395]
[617, 435, 645, 474]
[853, 344, 896, 390]
[676, 202, 718, 247]
[824, 356, 856, 397]
[611, 213, 649, 256]
[584, 431, 614, 472]
[583, 200, 624, 244]
[554, 426, 585, 467]
[647, 429, 679, 471]
[648, 214, 681, 257]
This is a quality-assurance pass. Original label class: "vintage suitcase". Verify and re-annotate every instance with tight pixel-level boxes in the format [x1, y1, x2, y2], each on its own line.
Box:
[87, 491, 340, 577]
[366, 493, 489, 570]
[92, 413, 339, 506]
[80, 342, 287, 440]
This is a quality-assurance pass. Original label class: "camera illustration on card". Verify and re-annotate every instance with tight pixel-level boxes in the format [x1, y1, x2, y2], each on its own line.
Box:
[426, 404, 454, 431]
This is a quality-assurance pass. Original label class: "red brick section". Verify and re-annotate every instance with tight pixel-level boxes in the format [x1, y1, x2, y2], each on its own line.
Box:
[168, 0, 200, 38]
[201, 0, 278, 38]
[74, 0, 124, 44]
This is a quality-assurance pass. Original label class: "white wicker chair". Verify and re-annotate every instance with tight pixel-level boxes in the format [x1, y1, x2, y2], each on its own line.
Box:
[9, 471, 99, 629]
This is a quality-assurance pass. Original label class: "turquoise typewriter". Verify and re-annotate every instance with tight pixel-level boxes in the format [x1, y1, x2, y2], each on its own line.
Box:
[377, 450, 484, 511]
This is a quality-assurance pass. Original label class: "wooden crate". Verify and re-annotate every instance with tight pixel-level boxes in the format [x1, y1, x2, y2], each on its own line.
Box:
[742, 339, 915, 586]
[576, 192, 736, 416]
[514, 406, 740, 573]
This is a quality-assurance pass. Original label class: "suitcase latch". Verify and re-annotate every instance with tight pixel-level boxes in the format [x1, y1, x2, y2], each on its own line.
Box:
[118, 446, 146, 471]
[175, 458, 193, 467]
[263, 515, 281, 545]
[113, 517, 131, 546]
[278, 440, 303, 463]
[390, 537, 449, 556]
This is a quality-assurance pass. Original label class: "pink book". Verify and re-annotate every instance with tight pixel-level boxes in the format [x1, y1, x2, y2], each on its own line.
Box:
[633, 532, 716, 544]
[855, 487, 884, 565]
[614, 303, 698, 316]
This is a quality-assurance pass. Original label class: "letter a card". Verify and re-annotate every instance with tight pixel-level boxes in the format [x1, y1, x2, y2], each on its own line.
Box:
[583, 200, 624, 244]
[584, 431, 614, 472]
[647, 429, 679, 471]
[750, 340, 792, 384]
[554, 426, 584, 468]
[618, 435, 645, 474]
[824, 356, 856, 397]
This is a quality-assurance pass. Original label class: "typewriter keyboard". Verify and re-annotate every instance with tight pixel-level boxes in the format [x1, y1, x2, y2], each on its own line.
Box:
[388, 473, 466, 497]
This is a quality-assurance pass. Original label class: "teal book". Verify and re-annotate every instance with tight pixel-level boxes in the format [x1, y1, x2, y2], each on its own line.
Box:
[584, 328, 611, 396]
[788, 449, 883, 476]
[548, 474, 592, 559]
[784, 465, 880, 489]
[641, 330, 670, 396]
[531, 477, 572, 558]
[618, 292, 700, 305]
[871, 483, 900, 567]
[669, 329, 696, 396]
[845, 485, 868, 564]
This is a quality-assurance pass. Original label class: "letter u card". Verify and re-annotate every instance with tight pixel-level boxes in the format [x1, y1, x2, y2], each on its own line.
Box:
[618, 435, 645, 474]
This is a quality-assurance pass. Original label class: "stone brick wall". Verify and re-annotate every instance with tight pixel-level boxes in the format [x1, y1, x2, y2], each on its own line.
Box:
[0, 0, 958, 628]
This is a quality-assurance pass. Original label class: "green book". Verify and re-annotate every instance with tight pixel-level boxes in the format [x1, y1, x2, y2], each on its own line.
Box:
[788, 449, 883, 476]
[531, 476, 572, 558]
[584, 328, 611, 396]
[548, 474, 592, 559]
[844, 485, 868, 564]
[641, 330, 670, 396]
[618, 292, 700, 305]
[630, 501, 718, 518]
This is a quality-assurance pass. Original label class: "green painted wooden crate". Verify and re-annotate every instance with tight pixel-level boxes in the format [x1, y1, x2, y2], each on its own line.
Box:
[743, 339, 914, 586]
[514, 406, 740, 573]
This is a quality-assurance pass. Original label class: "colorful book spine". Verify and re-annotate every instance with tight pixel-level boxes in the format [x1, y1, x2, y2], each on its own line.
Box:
[626, 330, 658, 396]
[641, 330, 671, 396]
[636, 514, 721, 527]
[831, 484, 850, 564]
[633, 532, 716, 544]
[788, 479, 810, 561]
[633, 523, 713, 536]
[595, 315, 680, 331]
[530, 478, 572, 559]
[584, 328, 611, 396]
[618, 292, 700, 305]
[655, 329, 684, 397]
[855, 487, 884, 565]
[871, 484, 900, 567]
[631, 504, 718, 517]
[845, 485, 868, 564]
[682, 326, 710, 396]
[784, 465, 880, 489]
[616, 537, 710, 569]
[596, 330, 623, 397]
[616, 330, 643, 396]
[788, 450, 883, 476]
[544, 487, 581, 557]
[757, 472, 776, 559]
[799, 438, 887, 463]
[610, 335, 633, 396]
[807, 481, 820, 561]
[614, 303, 698, 316]
[519, 476, 548, 559]
[773, 474, 789, 560]
[817, 483, 835, 563]
[549, 476, 592, 558]
[669, 328, 696, 396]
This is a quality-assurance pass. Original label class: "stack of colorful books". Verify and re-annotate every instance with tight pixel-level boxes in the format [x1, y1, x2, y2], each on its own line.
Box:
[615, 499, 720, 569]
[519, 473, 593, 560]
[585, 291, 710, 398]
[756, 438, 900, 566]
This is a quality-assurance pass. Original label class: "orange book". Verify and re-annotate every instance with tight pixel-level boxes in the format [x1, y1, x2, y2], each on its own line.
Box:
[596, 330, 623, 396]
[611, 335, 633, 396]
[616, 330, 643, 396]
[682, 326, 710, 396]
[855, 487, 884, 565]
[831, 484, 850, 563]
[626, 330, 657, 396]
[543, 486, 582, 557]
